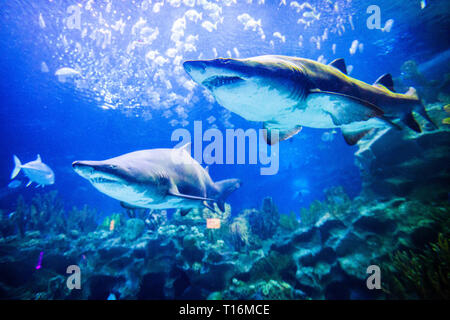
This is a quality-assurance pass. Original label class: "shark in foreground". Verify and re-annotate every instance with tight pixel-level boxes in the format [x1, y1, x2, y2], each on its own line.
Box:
[183, 55, 437, 145]
[72, 144, 241, 216]
[11, 155, 55, 187]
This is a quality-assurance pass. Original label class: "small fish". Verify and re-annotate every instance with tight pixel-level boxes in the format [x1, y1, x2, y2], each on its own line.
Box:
[8, 211, 16, 219]
[442, 117, 450, 125]
[420, 0, 427, 9]
[54, 67, 81, 83]
[321, 130, 337, 142]
[8, 180, 22, 189]
[11, 155, 55, 188]
[444, 104, 450, 113]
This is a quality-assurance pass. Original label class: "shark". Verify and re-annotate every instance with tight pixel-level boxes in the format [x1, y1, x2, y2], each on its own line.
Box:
[183, 55, 437, 145]
[11, 155, 55, 187]
[72, 144, 241, 216]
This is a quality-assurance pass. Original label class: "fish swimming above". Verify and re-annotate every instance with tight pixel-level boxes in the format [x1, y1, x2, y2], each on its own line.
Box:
[183, 55, 437, 145]
[72, 144, 241, 216]
[11, 154, 55, 187]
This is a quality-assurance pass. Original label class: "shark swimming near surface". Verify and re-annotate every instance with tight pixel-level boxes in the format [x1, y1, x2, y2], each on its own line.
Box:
[11, 155, 55, 187]
[72, 144, 241, 216]
[183, 55, 437, 145]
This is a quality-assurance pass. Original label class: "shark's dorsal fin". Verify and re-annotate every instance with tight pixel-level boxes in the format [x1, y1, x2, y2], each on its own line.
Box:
[262, 123, 302, 145]
[374, 73, 395, 92]
[329, 58, 347, 75]
[36, 154, 42, 162]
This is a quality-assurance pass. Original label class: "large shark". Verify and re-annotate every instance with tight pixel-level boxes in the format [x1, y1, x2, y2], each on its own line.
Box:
[183, 55, 437, 145]
[72, 144, 241, 216]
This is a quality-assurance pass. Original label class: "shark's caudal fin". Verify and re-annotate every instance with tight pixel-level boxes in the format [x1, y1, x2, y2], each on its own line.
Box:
[11, 155, 22, 179]
[214, 178, 241, 211]
[405, 87, 438, 131]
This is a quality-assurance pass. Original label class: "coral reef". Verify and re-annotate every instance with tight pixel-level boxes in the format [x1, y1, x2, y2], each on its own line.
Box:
[0, 188, 448, 300]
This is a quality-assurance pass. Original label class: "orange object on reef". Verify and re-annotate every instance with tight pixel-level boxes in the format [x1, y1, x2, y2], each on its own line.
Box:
[109, 219, 115, 231]
[206, 218, 221, 229]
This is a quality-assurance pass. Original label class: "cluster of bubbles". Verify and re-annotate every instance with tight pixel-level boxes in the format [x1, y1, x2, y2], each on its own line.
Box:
[36, 0, 356, 127]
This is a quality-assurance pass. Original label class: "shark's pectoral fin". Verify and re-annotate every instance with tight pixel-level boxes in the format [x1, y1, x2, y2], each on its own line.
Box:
[341, 126, 375, 145]
[262, 122, 302, 145]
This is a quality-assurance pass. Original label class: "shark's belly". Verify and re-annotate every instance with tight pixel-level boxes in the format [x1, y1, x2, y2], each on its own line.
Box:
[273, 103, 337, 130]
[214, 86, 299, 122]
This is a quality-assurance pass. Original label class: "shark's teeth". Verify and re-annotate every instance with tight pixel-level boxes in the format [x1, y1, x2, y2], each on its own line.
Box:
[202, 76, 243, 89]
[91, 177, 118, 184]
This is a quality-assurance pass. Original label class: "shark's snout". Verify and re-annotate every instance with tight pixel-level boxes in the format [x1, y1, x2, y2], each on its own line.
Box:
[72, 161, 96, 178]
[183, 60, 207, 74]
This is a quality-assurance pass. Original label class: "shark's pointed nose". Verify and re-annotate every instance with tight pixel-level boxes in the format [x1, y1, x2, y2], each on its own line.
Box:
[72, 161, 95, 176]
[183, 60, 206, 74]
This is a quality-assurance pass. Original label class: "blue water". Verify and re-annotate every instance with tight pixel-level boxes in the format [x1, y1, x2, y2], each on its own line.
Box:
[0, 0, 448, 215]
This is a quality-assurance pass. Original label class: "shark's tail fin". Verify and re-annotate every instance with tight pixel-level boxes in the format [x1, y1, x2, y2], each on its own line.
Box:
[405, 87, 438, 131]
[214, 178, 241, 212]
[11, 155, 22, 179]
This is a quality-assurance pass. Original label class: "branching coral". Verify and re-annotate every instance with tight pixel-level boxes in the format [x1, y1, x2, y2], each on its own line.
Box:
[247, 197, 279, 240]
[279, 212, 299, 231]
[299, 187, 352, 227]
[66, 205, 98, 233]
[229, 217, 250, 252]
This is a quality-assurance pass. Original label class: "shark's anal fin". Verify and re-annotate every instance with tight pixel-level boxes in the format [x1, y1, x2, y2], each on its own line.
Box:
[374, 73, 395, 92]
[341, 127, 374, 145]
[262, 123, 302, 145]
[120, 201, 144, 210]
[180, 208, 192, 216]
[329, 58, 347, 75]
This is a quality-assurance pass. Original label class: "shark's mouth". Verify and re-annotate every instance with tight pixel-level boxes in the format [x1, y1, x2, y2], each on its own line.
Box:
[202, 75, 244, 89]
